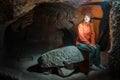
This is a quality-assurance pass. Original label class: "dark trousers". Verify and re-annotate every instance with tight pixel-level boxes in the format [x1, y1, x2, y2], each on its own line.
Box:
[77, 43, 100, 66]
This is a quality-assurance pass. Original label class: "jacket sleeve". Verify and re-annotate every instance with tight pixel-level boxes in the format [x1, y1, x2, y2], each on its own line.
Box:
[78, 23, 90, 44]
[90, 23, 95, 44]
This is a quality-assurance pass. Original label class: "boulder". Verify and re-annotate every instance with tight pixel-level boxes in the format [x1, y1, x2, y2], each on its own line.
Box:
[57, 67, 74, 77]
[38, 46, 84, 68]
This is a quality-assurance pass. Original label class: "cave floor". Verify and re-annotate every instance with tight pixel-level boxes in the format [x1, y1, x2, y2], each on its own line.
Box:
[0, 48, 109, 80]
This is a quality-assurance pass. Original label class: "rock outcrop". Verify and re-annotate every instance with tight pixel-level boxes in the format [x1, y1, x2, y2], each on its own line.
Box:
[4, 2, 81, 55]
[38, 46, 84, 67]
[0, 0, 87, 23]
[109, 0, 120, 78]
[0, 0, 13, 23]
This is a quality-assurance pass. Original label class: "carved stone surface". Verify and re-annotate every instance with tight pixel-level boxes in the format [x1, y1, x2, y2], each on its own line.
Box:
[38, 46, 84, 67]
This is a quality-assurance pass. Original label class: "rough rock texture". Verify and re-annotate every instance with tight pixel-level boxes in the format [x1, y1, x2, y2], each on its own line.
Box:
[109, 0, 120, 77]
[38, 46, 84, 67]
[1, 0, 110, 50]
[10, 0, 105, 18]
[0, 0, 88, 25]
[11, 0, 90, 17]
[4, 2, 79, 55]
[0, 0, 13, 24]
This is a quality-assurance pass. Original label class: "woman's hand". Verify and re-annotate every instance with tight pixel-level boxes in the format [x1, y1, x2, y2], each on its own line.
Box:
[90, 44, 96, 48]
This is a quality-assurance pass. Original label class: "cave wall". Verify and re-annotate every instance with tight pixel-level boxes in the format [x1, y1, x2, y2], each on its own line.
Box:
[1, 0, 111, 53]
[2, 0, 89, 18]
[4, 2, 79, 55]
[0, 0, 90, 49]
[0, 0, 95, 23]
[109, 0, 120, 76]
[0, 0, 13, 23]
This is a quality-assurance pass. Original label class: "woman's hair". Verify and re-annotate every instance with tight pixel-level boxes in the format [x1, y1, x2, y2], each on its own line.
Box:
[84, 13, 92, 18]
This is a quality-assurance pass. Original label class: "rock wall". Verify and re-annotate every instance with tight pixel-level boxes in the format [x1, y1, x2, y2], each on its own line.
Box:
[4, 2, 80, 55]
[0, 0, 13, 24]
[12, 0, 50, 17]
[2, 0, 89, 18]
[0, 0, 92, 23]
[0, 0, 111, 51]
[0, 0, 90, 48]
[109, 0, 120, 76]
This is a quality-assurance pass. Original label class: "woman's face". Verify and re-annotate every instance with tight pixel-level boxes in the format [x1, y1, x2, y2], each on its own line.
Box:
[84, 15, 91, 23]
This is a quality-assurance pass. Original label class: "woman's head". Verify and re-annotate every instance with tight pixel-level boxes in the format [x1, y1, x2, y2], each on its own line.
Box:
[84, 13, 91, 23]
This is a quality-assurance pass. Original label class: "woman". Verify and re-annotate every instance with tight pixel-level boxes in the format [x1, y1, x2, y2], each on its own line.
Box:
[76, 14, 105, 70]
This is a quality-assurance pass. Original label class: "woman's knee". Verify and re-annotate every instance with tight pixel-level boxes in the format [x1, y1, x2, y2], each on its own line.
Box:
[96, 44, 100, 49]
[89, 46, 96, 53]
[95, 44, 100, 55]
[77, 43, 90, 51]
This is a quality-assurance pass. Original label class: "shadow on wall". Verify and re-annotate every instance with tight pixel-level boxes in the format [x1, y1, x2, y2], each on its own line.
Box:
[0, 0, 13, 23]
[3, 2, 83, 56]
